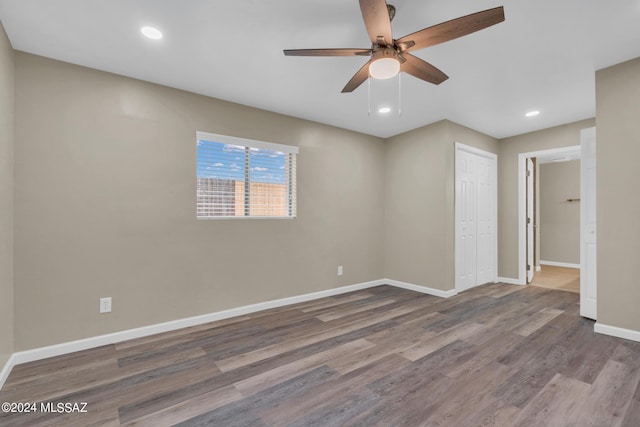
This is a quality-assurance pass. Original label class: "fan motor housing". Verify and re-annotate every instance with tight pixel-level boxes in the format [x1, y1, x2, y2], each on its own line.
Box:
[372, 46, 398, 61]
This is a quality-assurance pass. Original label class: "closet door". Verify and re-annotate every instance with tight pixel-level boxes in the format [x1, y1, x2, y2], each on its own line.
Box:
[455, 144, 497, 292]
[455, 149, 477, 292]
[476, 155, 496, 285]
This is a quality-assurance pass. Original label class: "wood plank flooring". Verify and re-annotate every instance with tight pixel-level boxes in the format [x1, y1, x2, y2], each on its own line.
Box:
[1, 283, 639, 426]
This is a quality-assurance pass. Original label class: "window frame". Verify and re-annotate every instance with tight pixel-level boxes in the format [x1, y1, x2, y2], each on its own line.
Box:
[196, 131, 298, 220]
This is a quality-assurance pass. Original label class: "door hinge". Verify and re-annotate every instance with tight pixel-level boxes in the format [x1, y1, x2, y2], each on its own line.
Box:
[527, 264, 531, 271]
[527, 217, 531, 224]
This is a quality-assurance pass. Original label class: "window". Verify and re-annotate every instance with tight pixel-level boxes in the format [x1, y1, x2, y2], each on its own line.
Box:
[196, 132, 298, 218]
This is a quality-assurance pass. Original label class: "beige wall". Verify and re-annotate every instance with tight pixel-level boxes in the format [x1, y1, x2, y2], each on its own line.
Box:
[0, 22, 14, 370]
[596, 57, 640, 331]
[13, 53, 385, 350]
[9, 45, 637, 354]
[497, 119, 595, 280]
[539, 160, 580, 265]
[384, 120, 498, 291]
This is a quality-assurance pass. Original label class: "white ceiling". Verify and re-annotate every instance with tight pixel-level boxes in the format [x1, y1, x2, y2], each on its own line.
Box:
[1, 0, 639, 139]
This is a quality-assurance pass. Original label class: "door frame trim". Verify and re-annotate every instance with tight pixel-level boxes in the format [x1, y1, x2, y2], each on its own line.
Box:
[517, 145, 581, 285]
[454, 142, 498, 293]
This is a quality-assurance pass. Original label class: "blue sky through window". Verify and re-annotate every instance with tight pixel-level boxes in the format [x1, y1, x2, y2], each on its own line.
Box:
[197, 139, 287, 184]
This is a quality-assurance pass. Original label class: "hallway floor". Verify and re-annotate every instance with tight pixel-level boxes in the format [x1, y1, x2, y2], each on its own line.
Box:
[530, 265, 580, 293]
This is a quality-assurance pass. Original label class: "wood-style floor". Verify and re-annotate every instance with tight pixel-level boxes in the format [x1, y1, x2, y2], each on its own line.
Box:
[531, 265, 580, 293]
[2, 283, 639, 426]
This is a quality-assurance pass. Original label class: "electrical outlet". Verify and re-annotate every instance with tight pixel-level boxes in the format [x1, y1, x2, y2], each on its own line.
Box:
[100, 297, 112, 314]
[337, 266, 343, 276]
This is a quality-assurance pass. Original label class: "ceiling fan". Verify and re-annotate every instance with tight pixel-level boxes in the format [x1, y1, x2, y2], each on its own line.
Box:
[284, 0, 505, 93]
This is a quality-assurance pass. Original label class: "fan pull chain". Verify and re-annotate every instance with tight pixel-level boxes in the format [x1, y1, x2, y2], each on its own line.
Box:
[398, 72, 402, 117]
[367, 77, 371, 117]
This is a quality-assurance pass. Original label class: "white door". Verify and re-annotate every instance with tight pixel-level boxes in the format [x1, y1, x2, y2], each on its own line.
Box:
[580, 127, 597, 319]
[455, 144, 497, 292]
[526, 158, 535, 283]
[456, 149, 477, 292]
[477, 155, 496, 285]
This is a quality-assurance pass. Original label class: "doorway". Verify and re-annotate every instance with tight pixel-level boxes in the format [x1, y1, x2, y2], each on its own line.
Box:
[517, 127, 597, 320]
[518, 145, 580, 283]
[530, 151, 582, 288]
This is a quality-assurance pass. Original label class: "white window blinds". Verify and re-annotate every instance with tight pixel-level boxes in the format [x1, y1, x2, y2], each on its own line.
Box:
[196, 132, 298, 218]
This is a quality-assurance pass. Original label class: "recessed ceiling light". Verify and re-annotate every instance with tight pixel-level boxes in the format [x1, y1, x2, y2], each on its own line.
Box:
[141, 26, 163, 40]
[378, 107, 392, 114]
[525, 110, 540, 117]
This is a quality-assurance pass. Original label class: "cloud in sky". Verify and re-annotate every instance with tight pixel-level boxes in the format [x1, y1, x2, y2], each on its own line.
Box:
[198, 139, 288, 184]
[224, 144, 245, 152]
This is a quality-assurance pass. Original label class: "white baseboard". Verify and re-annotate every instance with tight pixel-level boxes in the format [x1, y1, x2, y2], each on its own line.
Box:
[536, 265, 542, 272]
[0, 277, 457, 389]
[384, 279, 457, 299]
[594, 322, 640, 343]
[540, 260, 580, 269]
[0, 354, 17, 390]
[8, 279, 388, 370]
[497, 277, 526, 286]
[12, 279, 637, 391]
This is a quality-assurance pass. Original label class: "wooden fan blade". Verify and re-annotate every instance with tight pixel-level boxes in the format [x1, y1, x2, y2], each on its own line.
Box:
[400, 53, 448, 85]
[342, 60, 372, 93]
[359, 0, 393, 45]
[284, 48, 371, 57]
[397, 6, 505, 52]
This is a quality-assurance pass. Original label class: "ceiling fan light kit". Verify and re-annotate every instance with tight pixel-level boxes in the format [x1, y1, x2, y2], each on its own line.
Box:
[369, 48, 400, 79]
[284, 0, 505, 93]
